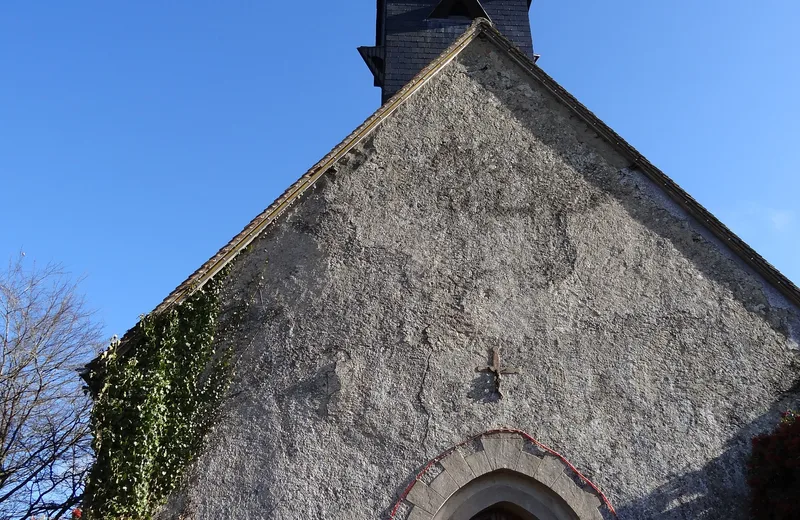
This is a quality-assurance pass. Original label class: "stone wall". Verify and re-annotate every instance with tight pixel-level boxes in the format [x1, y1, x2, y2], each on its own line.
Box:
[157, 38, 800, 519]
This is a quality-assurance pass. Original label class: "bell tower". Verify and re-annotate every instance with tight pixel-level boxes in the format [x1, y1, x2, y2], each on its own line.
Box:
[359, 0, 535, 102]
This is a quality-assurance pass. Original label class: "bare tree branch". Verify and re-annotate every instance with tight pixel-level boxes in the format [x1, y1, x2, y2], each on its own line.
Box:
[0, 253, 102, 520]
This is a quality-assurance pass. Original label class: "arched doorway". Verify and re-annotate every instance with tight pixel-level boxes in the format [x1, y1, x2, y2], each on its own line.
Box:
[396, 431, 610, 520]
[433, 470, 578, 520]
[470, 502, 539, 520]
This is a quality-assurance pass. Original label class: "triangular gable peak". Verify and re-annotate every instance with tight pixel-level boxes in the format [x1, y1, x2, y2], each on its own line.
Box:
[100, 19, 800, 365]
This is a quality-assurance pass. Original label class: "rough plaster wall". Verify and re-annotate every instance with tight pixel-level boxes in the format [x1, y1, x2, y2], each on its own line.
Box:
[158, 38, 800, 520]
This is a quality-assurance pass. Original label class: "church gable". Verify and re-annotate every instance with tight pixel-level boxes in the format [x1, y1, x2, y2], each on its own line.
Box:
[146, 23, 800, 520]
[147, 20, 800, 336]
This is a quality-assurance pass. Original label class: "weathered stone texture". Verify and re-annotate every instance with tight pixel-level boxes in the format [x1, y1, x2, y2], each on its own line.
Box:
[157, 38, 800, 519]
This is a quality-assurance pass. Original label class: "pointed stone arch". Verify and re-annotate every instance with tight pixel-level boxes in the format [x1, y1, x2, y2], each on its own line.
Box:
[392, 431, 612, 520]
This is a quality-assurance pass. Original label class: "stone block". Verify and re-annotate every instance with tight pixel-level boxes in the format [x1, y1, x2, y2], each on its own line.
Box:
[534, 455, 565, 487]
[407, 506, 433, 520]
[481, 434, 524, 470]
[498, 435, 524, 470]
[573, 497, 604, 520]
[439, 450, 475, 487]
[549, 473, 604, 520]
[406, 481, 445, 515]
[429, 470, 459, 500]
[464, 450, 492, 477]
[514, 451, 544, 479]
[572, 491, 603, 520]
[550, 473, 582, 507]
[480, 435, 503, 469]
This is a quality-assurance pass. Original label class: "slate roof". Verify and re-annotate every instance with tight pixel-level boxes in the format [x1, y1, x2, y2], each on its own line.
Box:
[86, 18, 800, 379]
[362, 0, 535, 101]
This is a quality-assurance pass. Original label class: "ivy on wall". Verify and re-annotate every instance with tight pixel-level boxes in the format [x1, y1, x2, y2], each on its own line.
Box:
[749, 410, 800, 520]
[83, 274, 232, 519]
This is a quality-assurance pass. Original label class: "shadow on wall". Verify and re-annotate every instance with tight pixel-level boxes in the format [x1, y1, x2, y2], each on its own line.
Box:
[380, 390, 799, 520]
[462, 44, 800, 343]
[458, 57, 800, 518]
[615, 385, 800, 519]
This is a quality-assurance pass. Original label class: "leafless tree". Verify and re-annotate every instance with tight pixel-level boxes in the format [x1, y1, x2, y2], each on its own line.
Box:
[0, 254, 102, 520]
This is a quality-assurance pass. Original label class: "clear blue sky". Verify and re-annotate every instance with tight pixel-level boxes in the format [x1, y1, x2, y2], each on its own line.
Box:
[1, 1, 798, 342]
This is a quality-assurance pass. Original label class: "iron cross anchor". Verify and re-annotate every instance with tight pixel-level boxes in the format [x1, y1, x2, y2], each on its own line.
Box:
[476, 347, 518, 399]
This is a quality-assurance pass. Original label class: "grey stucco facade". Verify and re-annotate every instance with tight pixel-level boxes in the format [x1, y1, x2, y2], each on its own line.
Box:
[156, 35, 800, 519]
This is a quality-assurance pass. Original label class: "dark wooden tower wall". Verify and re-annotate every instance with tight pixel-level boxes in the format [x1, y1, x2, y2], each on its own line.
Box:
[359, 0, 535, 101]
